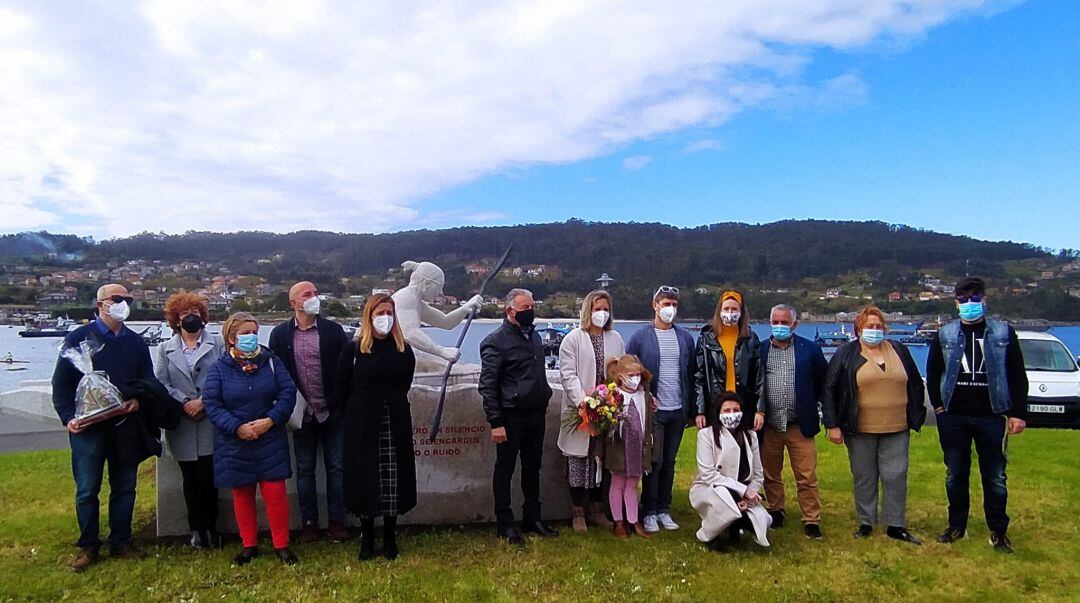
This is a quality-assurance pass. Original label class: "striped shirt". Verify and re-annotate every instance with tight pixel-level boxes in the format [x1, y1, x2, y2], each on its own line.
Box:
[654, 328, 682, 411]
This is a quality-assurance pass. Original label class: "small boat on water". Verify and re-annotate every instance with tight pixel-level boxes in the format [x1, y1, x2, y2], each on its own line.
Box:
[815, 325, 855, 358]
[18, 317, 78, 338]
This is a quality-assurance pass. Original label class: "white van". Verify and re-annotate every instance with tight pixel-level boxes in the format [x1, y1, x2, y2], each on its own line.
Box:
[1017, 331, 1080, 428]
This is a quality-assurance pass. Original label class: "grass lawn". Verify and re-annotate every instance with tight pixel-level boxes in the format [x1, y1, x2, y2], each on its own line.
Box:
[1, 427, 1078, 602]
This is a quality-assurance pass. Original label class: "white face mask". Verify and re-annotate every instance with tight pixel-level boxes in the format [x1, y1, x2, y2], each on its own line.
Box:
[720, 311, 741, 326]
[658, 305, 677, 324]
[373, 314, 394, 336]
[719, 411, 743, 429]
[590, 310, 609, 328]
[301, 296, 321, 315]
[107, 300, 130, 322]
[622, 375, 641, 391]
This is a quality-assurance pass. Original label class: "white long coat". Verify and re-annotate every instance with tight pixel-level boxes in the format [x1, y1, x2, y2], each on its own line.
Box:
[689, 426, 771, 546]
[556, 327, 625, 457]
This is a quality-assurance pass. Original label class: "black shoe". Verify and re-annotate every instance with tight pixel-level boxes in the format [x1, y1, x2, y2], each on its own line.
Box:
[275, 547, 298, 564]
[359, 518, 376, 560]
[189, 531, 207, 549]
[707, 536, 729, 552]
[383, 517, 399, 560]
[234, 546, 259, 566]
[936, 527, 965, 544]
[804, 523, 823, 540]
[204, 529, 224, 549]
[768, 510, 786, 529]
[854, 524, 873, 539]
[989, 531, 1013, 554]
[497, 525, 525, 545]
[109, 542, 148, 559]
[886, 526, 922, 545]
[520, 520, 559, 538]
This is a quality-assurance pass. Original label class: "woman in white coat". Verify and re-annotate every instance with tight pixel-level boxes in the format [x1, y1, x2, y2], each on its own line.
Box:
[558, 290, 624, 532]
[690, 391, 772, 550]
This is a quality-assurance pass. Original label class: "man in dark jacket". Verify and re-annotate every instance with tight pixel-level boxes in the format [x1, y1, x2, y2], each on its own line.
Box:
[268, 281, 348, 542]
[926, 277, 1027, 553]
[756, 304, 828, 539]
[51, 284, 157, 572]
[479, 288, 556, 543]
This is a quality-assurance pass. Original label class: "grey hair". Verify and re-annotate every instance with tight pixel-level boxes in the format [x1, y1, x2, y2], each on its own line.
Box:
[505, 288, 533, 308]
[770, 304, 798, 322]
[96, 284, 123, 301]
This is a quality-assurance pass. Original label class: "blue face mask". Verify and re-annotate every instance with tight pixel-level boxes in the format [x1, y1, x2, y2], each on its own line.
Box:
[958, 301, 984, 321]
[235, 333, 259, 353]
[771, 325, 793, 341]
[860, 329, 885, 345]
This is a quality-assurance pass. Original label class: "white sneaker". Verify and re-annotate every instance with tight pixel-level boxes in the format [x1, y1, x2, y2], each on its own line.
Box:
[657, 513, 680, 530]
[643, 515, 660, 533]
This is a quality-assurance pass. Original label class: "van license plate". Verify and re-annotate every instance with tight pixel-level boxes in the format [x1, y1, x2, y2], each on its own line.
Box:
[1028, 404, 1064, 414]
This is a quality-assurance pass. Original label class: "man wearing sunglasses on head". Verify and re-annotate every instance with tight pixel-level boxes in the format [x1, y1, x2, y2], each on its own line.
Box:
[926, 277, 1027, 553]
[51, 284, 156, 572]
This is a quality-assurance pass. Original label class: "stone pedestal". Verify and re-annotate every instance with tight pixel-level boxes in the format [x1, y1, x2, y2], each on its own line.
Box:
[156, 371, 572, 535]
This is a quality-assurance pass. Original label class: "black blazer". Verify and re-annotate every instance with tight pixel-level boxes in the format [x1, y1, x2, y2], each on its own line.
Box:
[821, 339, 927, 435]
[268, 315, 348, 414]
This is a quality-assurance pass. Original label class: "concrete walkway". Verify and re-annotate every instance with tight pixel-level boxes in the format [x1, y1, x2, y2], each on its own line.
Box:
[0, 410, 67, 453]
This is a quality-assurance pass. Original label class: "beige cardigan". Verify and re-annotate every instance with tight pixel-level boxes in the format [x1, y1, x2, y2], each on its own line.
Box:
[556, 327, 625, 457]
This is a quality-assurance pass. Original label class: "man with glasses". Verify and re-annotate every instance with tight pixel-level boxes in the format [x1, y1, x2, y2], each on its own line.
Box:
[926, 277, 1028, 553]
[51, 284, 156, 572]
[626, 286, 696, 533]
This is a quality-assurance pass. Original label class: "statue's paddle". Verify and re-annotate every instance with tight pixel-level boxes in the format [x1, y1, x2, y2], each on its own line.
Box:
[428, 245, 513, 443]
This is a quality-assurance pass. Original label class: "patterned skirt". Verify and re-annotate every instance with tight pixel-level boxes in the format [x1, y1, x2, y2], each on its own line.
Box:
[565, 454, 600, 489]
[372, 406, 399, 517]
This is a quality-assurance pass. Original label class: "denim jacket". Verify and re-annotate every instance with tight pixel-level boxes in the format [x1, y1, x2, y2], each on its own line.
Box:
[938, 318, 1013, 414]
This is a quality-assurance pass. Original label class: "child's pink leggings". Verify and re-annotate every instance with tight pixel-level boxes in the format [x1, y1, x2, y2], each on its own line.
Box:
[609, 472, 640, 524]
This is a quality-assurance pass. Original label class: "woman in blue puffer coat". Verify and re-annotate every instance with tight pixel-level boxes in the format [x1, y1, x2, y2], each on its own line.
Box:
[203, 312, 298, 566]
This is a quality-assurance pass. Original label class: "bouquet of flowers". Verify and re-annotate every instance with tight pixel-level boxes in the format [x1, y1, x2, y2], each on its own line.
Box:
[565, 382, 624, 437]
[61, 339, 126, 426]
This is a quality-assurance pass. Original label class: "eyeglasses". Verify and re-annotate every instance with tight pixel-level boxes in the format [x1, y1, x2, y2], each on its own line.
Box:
[100, 295, 134, 305]
[654, 285, 680, 297]
[955, 294, 983, 304]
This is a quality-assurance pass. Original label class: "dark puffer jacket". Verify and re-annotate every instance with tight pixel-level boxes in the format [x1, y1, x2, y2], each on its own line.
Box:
[693, 325, 762, 429]
[202, 348, 296, 489]
[821, 339, 927, 435]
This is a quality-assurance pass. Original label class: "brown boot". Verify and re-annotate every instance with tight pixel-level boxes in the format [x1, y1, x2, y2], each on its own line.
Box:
[571, 506, 587, 533]
[613, 520, 629, 539]
[633, 522, 653, 539]
[71, 546, 99, 573]
[588, 502, 613, 530]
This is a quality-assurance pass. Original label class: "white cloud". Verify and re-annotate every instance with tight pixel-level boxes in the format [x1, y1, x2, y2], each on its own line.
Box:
[622, 155, 652, 171]
[684, 139, 726, 153]
[0, 0, 1005, 236]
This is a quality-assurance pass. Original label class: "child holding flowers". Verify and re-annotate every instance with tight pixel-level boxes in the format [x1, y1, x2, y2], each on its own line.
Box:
[592, 354, 657, 538]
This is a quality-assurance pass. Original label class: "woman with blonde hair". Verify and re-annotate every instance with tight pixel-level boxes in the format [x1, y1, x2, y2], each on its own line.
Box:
[593, 354, 656, 538]
[822, 306, 926, 544]
[202, 312, 298, 565]
[155, 292, 225, 549]
[694, 290, 761, 430]
[336, 293, 416, 560]
[557, 290, 624, 532]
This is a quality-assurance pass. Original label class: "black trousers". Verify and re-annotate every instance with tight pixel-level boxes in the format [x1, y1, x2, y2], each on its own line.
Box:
[493, 410, 546, 527]
[178, 455, 218, 532]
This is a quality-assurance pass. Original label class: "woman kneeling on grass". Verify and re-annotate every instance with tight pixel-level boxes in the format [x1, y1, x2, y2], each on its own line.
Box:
[593, 354, 656, 538]
[690, 392, 771, 551]
[202, 312, 299, 565]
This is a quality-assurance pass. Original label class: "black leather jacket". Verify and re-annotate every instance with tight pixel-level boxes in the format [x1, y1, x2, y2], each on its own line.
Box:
[821, 339, 927, 435]
[478, 319, 553, 427]
[693, 324, 762, 429]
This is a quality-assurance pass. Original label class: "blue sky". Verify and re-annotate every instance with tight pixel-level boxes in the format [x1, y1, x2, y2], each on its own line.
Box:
[2, 1, 1077, 249]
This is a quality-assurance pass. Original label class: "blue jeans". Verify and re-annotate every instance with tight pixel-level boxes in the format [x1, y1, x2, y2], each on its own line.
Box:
[642, 409, 686, 516]
[293, 413, 345, 524]
[937, 413, 1010, 534]
[70, 429, 139, 549]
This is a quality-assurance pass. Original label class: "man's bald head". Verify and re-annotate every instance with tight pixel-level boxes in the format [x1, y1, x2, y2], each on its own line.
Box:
[289, 281, 318, 311]
[96, 283, 128, 301]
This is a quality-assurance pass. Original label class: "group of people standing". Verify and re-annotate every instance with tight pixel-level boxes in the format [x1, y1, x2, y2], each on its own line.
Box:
[52, 274, 1027, 573]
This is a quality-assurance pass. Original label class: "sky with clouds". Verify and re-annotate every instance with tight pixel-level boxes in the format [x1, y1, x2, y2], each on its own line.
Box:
[1, 0, 1077, 248]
